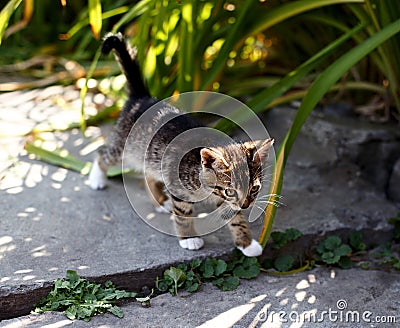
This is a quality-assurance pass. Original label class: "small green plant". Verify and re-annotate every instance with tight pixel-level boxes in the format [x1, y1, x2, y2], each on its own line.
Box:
[348, 231, 367, 252]
[262, 255, 296, 273]
[371, 242, 400, 270]
[156, 250, 260, 295]
[33, 270, 140, 321]
[271, 228, 302, 249]
[389, 212, 400, 242]
[315, 236, 353, 269]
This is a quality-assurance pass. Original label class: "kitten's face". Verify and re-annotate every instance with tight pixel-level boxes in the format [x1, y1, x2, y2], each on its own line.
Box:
[200, 138, 274, 212]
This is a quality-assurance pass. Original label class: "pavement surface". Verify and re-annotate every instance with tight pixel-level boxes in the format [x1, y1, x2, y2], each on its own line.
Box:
[0, 86, 399, 327]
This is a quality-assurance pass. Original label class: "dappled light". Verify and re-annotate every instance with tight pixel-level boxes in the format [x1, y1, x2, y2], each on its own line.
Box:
[197, 272, 328, 327]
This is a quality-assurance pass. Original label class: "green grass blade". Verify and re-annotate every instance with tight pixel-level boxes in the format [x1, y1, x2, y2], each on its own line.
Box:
[249, 0, 364, 37]
[0, 0, 23, 45]
[201, 0, 364, 90]
[25, 142, 127, 177]
[178, 1, 195, 92]
[80, 47, 102, 134]
[88, 0, 102, 40]
[214, 24, 364, 133]
[66, 7, 129, 39]
[25, 143, 92, 175]
[112, 0, 151, 33]
[259, 17, 400, 248]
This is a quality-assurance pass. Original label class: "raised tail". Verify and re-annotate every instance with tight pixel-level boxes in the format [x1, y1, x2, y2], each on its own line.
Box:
[102, 32, 149, 99]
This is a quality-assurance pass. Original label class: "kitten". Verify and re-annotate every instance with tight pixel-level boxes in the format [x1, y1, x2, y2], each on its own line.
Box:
[89, 33, 274, 257]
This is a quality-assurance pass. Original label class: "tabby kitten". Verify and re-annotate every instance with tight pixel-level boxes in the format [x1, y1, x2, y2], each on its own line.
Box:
[89, 33, 274, 257]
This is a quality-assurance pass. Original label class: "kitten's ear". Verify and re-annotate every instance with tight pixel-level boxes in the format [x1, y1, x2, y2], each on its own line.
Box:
[200, 147, 230, 171]
[244, 138, 274, 162]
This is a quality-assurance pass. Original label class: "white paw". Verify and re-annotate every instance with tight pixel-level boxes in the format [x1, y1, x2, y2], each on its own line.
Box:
[237, 239, 263, 257]
[88, 160, 107, 190]
[155, 199, 172, 213]
[179, 237, 204, 250]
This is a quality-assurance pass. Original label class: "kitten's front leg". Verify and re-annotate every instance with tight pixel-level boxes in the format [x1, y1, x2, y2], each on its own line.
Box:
[172, 200, 204, 250]
[228, 212, 262, 257]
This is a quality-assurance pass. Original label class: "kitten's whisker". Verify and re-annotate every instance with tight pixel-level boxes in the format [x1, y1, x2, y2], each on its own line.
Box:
[257, 199, 285, 208]
[258, 193, 284, 200]
[254, 205, 266, 214]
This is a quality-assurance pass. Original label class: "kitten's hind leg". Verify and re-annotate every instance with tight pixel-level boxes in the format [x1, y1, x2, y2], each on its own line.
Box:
[145, 175, 171, 213]
[89, 143, 123, 190]
[228, 212, 262, 257]
[172, 200, 204, 250]
[89, 156, 108, 190]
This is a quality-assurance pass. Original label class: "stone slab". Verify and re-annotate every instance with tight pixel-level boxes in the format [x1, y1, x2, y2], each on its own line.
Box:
[1, 267, 399, 328]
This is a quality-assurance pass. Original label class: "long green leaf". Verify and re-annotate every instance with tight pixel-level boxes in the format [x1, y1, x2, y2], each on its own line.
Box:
[214, 24, 364, 133]
[88, 0, 102, 40]
[259, 17, 400, 248]
[25, 143, 92, 175]
[0, 0, 23, 45]
[249, 0, 364, 37]
[25, 142, 126, 177]
[178, 0, 195, 92]
[112, 0, 151, 33]
[201, 0, 364, 89]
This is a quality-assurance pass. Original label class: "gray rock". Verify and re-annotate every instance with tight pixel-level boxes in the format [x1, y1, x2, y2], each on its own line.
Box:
[388, 158, 400, 202]
[1, 267, 399, 328]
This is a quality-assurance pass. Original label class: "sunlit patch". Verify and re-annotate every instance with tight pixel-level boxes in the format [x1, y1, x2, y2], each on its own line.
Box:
[102, 214, 112, 221]
[308, 295, 316, 304]
[32, 250, 52, 258]
[308, 274, 316, 283]
[5, 186, 23, 194]
[30, 245, 51, 257]
[146, 213, 156, 220]
[296, 279, 310, 289]
[280, 298, 289, 306]
[250, 294, 268, 303]
[51, 182, 62, 189]
[197, 303, 255, 328]
[0, 244, 16, 254]
[295, 291, 307, 302]
[51, 168, 68, 182]
[80, 138, 104, 156]
[0, 236, 13, 246]
[22, 275, 36, 281]
[275, 287, 286, 297]
[14, 269, 33, 274]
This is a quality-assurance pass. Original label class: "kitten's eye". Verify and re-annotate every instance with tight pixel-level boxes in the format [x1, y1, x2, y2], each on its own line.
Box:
[224, 188, 237, 198]
[251, 185, 261, 193]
